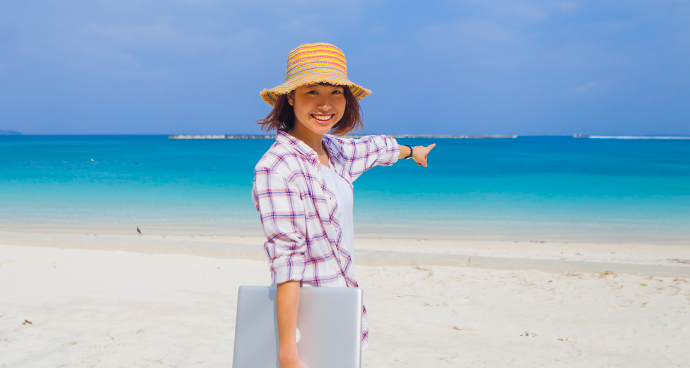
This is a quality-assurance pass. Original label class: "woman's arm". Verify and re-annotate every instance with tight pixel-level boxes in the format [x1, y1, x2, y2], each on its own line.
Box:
[276, 281, 307, 368]
[253, 166, 309, 367]
[398, 143, 436, 167]
[253, 167, 308, 284]
[328, 135, 399, 181]
[327, 136, 437, 182]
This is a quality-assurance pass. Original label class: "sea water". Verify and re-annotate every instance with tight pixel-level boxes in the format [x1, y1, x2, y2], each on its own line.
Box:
[0, 135, 688, 243]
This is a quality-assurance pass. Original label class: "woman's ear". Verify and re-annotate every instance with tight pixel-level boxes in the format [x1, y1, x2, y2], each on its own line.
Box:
[287, 92, 294, 106]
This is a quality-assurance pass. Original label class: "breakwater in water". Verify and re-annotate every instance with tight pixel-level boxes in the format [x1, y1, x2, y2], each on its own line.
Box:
[169, 134, 518, 139]
[574, 134, 690, 139]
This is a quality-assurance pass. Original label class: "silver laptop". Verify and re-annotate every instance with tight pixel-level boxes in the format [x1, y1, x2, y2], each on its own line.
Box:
[232, 286, 363, 368]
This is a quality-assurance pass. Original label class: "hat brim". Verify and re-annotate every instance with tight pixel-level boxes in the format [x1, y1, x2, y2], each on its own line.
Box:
[260, 73, 371, 107]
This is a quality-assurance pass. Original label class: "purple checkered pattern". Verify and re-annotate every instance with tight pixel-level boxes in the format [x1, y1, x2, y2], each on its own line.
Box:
[252, 130, 399, 348]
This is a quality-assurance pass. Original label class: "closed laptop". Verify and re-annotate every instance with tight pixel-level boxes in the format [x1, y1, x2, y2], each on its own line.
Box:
[232, 286, 363, 368]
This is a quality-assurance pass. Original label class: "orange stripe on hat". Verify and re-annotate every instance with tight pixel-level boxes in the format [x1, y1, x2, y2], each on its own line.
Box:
[260, 42, 371, 107]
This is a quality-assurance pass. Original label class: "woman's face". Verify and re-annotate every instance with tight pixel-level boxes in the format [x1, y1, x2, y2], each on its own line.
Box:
[288, 84, 346, 136]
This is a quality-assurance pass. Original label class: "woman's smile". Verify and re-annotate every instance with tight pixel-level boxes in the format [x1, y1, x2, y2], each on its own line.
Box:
[311, 114, 334, 124]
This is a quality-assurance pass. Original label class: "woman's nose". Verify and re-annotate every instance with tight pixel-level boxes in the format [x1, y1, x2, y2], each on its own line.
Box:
[317, 96, 332, 110]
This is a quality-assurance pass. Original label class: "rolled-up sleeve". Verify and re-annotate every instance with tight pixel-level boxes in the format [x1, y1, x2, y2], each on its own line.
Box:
[253, 167, 307, 285]
[338, 135, 399, 181]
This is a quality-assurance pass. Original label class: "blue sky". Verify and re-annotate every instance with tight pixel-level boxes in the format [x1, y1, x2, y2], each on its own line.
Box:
[1, 1, 688, 135]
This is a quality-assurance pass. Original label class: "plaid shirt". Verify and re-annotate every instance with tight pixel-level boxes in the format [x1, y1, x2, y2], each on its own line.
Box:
[252, 130, 399, 347]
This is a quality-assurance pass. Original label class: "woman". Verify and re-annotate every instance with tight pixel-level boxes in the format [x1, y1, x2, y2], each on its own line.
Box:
[252, 42, 435, 368]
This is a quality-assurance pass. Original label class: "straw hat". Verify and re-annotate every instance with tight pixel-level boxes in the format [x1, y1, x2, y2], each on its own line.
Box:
[260, 42, 372, 107]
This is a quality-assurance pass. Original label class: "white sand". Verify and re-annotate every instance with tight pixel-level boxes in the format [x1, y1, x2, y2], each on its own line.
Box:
[3, 231, 690, 266]
[1, 235, 689, 367]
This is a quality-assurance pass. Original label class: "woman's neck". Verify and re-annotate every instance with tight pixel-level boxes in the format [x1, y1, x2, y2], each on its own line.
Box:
[288, 123, 325, 154]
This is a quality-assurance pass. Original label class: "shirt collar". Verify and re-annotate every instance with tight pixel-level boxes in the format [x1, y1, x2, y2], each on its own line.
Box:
[276, 130, 335, 166]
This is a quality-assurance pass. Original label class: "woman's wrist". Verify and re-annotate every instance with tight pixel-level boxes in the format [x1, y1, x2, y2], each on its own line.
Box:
[400, 144, 414, 159]
[279, 349, 300, 362]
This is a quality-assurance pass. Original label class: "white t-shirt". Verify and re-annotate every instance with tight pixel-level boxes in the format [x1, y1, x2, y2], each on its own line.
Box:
[320, 163, 355, 266]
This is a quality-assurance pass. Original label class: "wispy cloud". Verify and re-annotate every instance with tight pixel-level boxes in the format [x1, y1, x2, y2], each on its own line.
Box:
[572, 80, 614, 93]
[455, 0, 581, 24]
[80, 23, 220, 50]
[573, 80, 599, 93]
[411, 18, 519, 54]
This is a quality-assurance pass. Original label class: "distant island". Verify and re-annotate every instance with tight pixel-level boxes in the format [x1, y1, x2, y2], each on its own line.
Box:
[0, 130, 22, 135]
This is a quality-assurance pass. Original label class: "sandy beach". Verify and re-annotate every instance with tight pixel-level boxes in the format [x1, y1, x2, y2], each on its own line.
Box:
[4, 0, 690, 366]
[1, 231, 689, 367]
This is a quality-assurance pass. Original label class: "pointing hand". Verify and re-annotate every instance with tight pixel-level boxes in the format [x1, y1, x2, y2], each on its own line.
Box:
[412, 143, 436, 167]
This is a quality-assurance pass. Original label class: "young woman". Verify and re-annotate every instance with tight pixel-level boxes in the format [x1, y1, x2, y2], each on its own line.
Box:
[252, 43, 435, 368]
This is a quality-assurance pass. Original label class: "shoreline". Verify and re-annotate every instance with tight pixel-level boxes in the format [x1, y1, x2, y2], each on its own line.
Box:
[3, 230, 689, 277]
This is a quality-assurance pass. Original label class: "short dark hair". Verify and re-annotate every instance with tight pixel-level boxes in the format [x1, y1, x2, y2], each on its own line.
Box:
[256, 84, 363, 136]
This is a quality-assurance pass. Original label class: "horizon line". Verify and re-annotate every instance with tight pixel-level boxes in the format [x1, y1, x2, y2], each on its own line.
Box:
[3, 133, 690, 137]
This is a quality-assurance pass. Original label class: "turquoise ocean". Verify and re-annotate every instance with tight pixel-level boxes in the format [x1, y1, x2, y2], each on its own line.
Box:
[1, 135, 688, 243]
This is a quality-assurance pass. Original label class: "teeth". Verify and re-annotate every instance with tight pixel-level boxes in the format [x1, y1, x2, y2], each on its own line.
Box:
[313, 115, 331, 121]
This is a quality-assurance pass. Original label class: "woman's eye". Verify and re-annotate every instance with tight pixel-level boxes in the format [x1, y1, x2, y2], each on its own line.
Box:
[332, 90, 343, 94]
